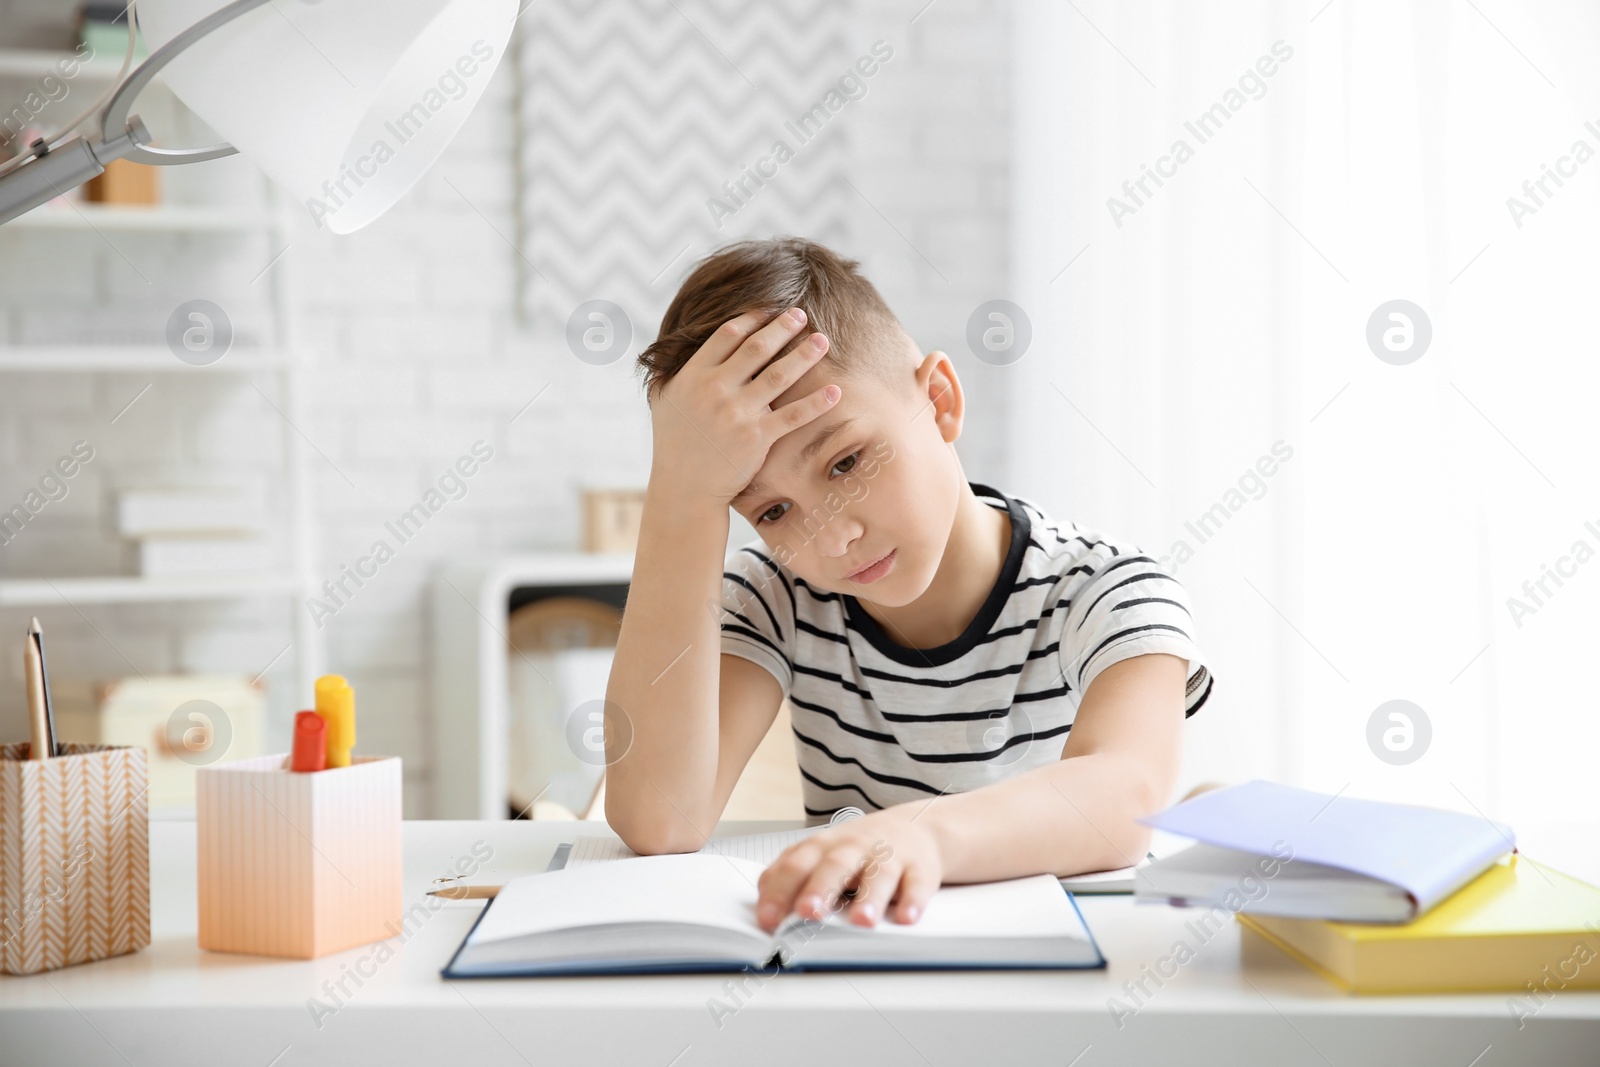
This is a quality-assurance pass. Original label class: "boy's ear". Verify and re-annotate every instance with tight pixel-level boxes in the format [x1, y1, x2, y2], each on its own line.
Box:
[914, 350, 964, 443]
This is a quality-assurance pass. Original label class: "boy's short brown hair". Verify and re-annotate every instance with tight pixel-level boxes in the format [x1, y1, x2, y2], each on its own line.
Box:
[637, 237, 907, 401]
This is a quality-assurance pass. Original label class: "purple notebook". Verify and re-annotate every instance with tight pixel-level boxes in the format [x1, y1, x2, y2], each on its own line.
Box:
[1139, 780, 1516, 916]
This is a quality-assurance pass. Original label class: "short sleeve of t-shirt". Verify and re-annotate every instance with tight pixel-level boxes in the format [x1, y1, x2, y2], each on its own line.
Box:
[1058, 552, 1213, 717]
[718, 542, 796, 696]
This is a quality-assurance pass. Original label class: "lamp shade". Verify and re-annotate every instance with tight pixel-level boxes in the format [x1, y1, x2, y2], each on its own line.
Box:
[136, 0, 518, 233]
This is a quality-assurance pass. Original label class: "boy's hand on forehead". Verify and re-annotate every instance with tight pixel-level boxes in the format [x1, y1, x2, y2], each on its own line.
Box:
[648, 308, 842, 505]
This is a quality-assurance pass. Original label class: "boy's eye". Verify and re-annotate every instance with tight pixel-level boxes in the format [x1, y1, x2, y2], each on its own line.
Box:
[752, 448, 864, 525]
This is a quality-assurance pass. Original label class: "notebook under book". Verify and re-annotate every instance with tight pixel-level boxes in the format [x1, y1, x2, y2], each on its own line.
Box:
[1237, 853, 1600, 993]
[551, 824, 1165, 894]
[441, 851, 1105, 977]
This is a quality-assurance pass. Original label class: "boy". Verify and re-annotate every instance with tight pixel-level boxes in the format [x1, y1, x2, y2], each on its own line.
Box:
[604, 237, 1214, 935]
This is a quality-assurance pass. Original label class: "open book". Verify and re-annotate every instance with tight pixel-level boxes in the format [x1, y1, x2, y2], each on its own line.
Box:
[442, 851, 1104, 977]
[1133, 780, 1518, 922]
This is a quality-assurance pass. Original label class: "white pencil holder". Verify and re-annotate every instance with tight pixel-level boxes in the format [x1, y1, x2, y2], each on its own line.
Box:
[196, 753, 402, 959]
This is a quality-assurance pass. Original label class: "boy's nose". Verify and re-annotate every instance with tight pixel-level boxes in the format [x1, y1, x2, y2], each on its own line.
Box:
[812, 513, 864, 559]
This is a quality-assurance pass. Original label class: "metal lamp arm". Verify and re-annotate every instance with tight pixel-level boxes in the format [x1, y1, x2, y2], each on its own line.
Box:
[0, 0, 277, 225]
[103, 0, 275, 166]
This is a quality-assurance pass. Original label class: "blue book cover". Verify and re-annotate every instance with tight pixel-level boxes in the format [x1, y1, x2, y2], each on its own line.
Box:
[440, 852, 1106, 978]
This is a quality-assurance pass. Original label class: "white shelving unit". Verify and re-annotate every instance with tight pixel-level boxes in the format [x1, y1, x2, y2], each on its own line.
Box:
[0, 46, 152, 80]
[432, 554, 634, 819]
[3, 204, 259, 232]
[0, 47, 325, 710]
[0, 346, 291, 370]
[0, 572, 305, 606]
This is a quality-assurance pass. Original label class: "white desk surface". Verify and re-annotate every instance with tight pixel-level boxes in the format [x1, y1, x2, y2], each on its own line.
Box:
[1, 819, 1596, 1066]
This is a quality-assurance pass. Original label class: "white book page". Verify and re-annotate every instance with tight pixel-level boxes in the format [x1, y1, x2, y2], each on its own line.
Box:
[565, 825, 827, 869]
[1072, 832, 1197, 891]
[467, 853, 771, 947]
[1063, 862, 1144, 890]
[778, 873, 1087, 940]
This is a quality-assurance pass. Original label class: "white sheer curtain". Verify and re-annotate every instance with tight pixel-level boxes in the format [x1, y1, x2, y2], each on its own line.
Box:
[1008, 0, 1600, 827]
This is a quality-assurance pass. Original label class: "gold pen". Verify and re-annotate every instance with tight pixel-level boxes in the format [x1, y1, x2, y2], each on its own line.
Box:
[24, 617, 54, 760]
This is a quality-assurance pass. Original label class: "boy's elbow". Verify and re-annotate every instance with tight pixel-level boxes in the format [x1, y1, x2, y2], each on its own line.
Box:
[1115, 819, 1154, 865]
[618, 828, 705, 856]
[604, 796, 710, 856]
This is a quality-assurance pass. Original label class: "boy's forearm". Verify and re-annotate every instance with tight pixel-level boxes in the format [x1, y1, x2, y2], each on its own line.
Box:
[911, 753, 1164, 884]
[603, 480, 730, 849]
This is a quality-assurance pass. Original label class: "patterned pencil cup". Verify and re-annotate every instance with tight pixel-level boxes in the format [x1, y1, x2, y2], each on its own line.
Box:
[0, 742, 151, 976]
[196, 754, 402, 959]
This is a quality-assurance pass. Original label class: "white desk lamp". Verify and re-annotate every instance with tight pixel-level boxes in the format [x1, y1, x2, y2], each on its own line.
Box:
[0, 0, 517, 232]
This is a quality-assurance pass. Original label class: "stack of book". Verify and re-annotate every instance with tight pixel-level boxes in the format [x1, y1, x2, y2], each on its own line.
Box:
[1133, 780, 1600, 994]
[117, 485, 271, 576]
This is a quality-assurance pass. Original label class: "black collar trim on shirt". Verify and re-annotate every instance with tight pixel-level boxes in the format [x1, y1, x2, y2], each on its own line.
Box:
[841, 482, 1031, 668]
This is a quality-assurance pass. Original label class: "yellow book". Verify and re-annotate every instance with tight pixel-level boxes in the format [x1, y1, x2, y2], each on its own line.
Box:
[1237, 854, 1600, 994]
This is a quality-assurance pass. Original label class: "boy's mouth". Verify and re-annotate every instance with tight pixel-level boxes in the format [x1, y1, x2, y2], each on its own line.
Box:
[844, 548, 896, 585]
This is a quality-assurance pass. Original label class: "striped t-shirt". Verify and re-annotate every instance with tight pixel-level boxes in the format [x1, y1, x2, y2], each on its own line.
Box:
[718, 482, 1215, 823]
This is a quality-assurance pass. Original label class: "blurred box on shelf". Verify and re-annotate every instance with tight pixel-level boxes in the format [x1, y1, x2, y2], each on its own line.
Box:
[134, 534, 272, 576]
[116, 485, 266, 537]
[55, 673, 264, 814]
[196, 753, 402, 959]
[0, 742, 150, 975]
[84, 158, 159, 206]
[581, 488, 645, 554]
[78, 3, 148, 61]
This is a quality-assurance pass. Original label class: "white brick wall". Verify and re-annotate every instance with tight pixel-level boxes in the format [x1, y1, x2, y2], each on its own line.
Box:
[0, 0, 1012, 816]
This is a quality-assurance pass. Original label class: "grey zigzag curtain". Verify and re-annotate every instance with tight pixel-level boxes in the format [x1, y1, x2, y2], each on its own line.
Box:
[512, 0, 858, 328]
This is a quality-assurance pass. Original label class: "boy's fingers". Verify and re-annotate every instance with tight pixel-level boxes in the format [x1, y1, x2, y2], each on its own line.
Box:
[748, 330, 829, 406]
[888, 862, 939, 924]
[756, 842, 826, 930]
[845, 855, 900, 927]
[790, 845, 867, 923]
[760, 382, 841, 439]
[688, 310, 778, 369]
[722, 306, 812, 380]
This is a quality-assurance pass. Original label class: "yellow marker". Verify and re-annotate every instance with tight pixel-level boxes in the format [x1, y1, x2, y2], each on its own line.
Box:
[315, 674, 356, 768]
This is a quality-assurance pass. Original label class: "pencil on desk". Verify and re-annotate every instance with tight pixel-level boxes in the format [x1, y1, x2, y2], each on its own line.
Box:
[429, 883, 501, 900]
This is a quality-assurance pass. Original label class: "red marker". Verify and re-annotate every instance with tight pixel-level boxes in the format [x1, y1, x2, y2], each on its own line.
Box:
[291, 710, 327, 772]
